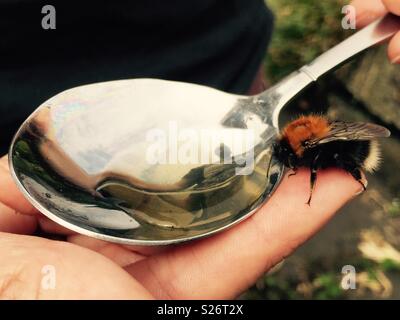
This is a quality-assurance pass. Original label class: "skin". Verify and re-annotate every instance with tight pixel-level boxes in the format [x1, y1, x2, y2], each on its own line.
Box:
[0, 153, 362, 299]
[1, 0, 398, 299]
[350, 0, 400, 63]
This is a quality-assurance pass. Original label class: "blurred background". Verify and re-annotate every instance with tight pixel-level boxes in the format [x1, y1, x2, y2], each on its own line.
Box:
[242, 0, 400, 300]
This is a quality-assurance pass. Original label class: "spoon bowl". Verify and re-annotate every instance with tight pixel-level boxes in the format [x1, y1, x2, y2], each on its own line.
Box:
[9, 79, 282, 244]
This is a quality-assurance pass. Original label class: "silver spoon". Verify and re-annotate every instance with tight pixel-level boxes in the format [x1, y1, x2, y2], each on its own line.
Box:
[9, 14, 400, 245]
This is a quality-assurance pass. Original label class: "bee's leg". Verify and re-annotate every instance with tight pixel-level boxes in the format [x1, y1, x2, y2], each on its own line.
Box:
[288, 168, 297, 178]
[306, 153, 320, 205]
[349, 168, 367, 191]
[306, 166, 318, 206]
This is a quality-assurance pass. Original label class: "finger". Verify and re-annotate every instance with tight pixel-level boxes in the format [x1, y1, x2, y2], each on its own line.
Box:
[37, 216, 77, 236]
[0, 155, 38, 216]
[126, 168, 362, 299]
[350, 0, 387, 27]
[0, 202, 37, 234]
[0, 232, 153, 299]
[121, 244, 171, 256]
[382, 0, 400, 63]
[67, 235, 147, 267]
[68, 235, 170, 266]
[382, 0, 400, 15]
[388, 32, 400, 63]
[0, 155, 10, 171]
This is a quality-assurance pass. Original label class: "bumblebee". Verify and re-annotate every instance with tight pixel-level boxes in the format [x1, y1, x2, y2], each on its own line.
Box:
[273, 115, 391, 205]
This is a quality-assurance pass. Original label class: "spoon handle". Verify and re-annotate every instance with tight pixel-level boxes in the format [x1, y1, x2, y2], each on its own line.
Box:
[302, 13, 400, 80]
[267, 13, 400, 127]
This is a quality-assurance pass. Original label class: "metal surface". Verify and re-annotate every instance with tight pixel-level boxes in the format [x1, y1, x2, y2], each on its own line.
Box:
[9, 14, 400, 245]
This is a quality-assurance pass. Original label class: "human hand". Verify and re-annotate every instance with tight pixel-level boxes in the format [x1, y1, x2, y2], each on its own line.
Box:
[350, 0, 400, 64]
[0, 155, 362, 299]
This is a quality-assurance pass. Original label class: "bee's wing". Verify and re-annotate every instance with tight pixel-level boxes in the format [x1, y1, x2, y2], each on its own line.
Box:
[306, 121, 390, 147]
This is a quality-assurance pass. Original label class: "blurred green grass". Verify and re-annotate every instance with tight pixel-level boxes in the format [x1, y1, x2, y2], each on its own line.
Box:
[265, 0, 347, 81]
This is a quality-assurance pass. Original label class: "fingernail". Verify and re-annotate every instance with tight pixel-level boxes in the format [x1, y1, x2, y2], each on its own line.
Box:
[267, 259, 285, 275]
[355, 187, 365, 196]
[354, 178, 368, 196]
[390, 54, 400, 64]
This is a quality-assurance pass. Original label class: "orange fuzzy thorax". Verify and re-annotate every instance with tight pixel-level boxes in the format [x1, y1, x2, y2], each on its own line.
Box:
[281, 115, 330, 157]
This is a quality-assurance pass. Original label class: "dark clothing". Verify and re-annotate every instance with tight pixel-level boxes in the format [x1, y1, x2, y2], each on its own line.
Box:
[0, 0, 274, 153]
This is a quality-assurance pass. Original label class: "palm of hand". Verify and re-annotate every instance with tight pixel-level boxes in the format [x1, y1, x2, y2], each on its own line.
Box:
[0, 155, 360, 299]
